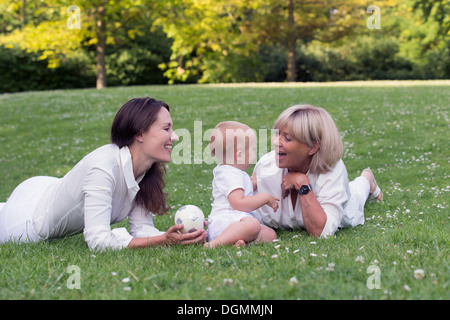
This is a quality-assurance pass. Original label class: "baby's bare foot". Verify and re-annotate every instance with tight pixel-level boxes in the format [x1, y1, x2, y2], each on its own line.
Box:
[234, 240, 245, 248]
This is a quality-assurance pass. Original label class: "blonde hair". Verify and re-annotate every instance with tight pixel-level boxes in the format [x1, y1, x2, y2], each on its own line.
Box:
[209, 121, 255, 164]
[273, 105, 343, 174]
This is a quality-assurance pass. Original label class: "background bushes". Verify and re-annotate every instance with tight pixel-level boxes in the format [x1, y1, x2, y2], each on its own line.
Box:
[0, 45, 95, 93]
[1, 38, 448, 93]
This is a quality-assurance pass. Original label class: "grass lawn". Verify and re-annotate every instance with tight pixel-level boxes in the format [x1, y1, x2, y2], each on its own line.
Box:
[0, 80, 448, 300]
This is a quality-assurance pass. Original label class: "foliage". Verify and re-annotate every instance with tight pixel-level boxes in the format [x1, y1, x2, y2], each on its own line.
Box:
[0, 0, 62, 33]
[0, 19, 84, 68]
[413, 0, 450, 38]
[0, 45, 95, 92]
[0, 0, 173, 92]
[154, 0, 259, 84]
[296, 37, 419, 81]
[154, 0, 448, 83]
[155, 0, 372, 83]
[105, 24, 173, 86]
[0, 0, 448, 91]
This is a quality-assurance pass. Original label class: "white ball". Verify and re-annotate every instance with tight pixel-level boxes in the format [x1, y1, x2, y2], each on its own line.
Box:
[174, 205, 205, 234]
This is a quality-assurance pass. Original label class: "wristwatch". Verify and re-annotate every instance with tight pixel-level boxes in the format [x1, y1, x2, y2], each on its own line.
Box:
[297, 184, 312, 195]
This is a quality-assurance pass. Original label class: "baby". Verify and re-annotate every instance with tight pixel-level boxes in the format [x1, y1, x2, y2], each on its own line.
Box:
[205, 121, 279, 248]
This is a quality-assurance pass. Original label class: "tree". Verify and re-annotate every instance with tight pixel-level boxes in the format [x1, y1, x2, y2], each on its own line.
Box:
[0, 0, 164, 89]
[250, 0, 374, 82]
[94, 1, 107, 89]
[156, 0, 375, 83]
[68, 0, 166, 89]
[0, 11, 84, 69]
[413, 0, 449, 39]
[286, 0, 295, 81]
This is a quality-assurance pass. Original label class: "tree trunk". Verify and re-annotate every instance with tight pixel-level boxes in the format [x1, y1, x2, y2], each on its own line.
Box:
[19, 0, 26, 27]
[286, 0, 296, 82]
[95, 4, 107, 89]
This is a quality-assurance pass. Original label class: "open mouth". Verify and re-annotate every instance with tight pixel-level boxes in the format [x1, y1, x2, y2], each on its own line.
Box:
[275, 151, 287, 161]
[164, 144, 173, 152]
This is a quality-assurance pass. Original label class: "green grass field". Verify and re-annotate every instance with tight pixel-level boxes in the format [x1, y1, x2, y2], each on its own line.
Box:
[0, 81, 448, 300]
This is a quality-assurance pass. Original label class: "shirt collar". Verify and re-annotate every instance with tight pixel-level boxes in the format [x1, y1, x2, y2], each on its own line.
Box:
[119, 145, 143, 190]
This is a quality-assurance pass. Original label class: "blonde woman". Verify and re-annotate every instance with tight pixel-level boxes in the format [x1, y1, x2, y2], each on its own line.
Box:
[253, 105, 383, 238]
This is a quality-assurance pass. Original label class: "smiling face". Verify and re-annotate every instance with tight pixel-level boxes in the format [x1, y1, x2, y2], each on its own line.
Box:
[138, 107, 179, 164]
[272, 125, 318, 173]
[271, 105, 343, 175]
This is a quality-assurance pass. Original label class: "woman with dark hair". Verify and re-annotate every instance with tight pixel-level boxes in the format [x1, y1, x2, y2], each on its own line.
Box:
[0, 97, 207, 250]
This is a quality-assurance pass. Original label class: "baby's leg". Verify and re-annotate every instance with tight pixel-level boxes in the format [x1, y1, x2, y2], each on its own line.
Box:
[206, 217, 260, 248]
[256, 225, 277, 243]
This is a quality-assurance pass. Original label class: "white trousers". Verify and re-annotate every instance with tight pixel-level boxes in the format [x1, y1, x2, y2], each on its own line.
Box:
[0, 176, 57, 243]
[340, 176, 370, 228]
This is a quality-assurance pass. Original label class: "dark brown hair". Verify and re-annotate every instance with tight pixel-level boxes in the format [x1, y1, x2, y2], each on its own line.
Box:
[111, 97, 170, 215]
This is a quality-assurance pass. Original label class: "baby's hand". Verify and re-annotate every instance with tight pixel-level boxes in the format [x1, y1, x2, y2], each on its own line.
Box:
[267, 195, 280, 212]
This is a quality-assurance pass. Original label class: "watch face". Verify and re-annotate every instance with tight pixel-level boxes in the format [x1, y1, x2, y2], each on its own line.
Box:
[298, 184, 311, 195]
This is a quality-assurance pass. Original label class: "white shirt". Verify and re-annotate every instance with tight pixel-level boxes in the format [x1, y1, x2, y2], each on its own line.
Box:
[207, 165, 258, 240]
[253, 151, 351, 238]
[32, 144, 164, 250]
[209, 164, 257, 217]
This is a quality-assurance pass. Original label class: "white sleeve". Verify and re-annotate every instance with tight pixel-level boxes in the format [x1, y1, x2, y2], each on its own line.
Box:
[214, 166, 246, 196]
[128, 204, 165, 238]
[82, 167, 133, 251]
[314, 162, 350, 238]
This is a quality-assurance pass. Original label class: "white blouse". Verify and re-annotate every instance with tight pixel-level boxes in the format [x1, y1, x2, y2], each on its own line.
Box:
[32, 144, 163, 250]
[253, 151, 351, 238]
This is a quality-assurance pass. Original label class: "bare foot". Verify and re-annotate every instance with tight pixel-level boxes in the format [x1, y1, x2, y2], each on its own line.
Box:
[361, 168, 383, 202]
[204, 239, 245, 249]
[234, 240, 245, 248]
[204, 241, 216, 249]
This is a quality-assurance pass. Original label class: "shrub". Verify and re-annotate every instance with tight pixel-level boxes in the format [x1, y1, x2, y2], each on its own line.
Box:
[0, 45, 95, 93]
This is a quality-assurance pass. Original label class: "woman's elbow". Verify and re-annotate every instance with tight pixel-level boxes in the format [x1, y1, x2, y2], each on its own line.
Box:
[307, 217, 327, 238]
